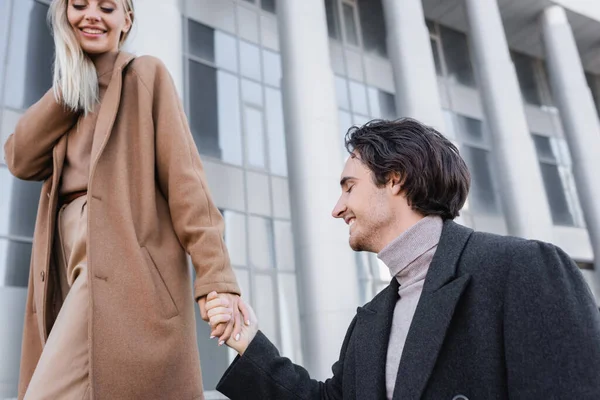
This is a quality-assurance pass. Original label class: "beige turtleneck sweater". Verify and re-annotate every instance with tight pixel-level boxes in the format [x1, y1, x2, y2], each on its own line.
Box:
[377, 215, 443, 400]
[59, 51, 118, 196]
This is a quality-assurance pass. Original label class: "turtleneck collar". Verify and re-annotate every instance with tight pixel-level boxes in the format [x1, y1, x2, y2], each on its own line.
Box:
[377, 215, 443, 284]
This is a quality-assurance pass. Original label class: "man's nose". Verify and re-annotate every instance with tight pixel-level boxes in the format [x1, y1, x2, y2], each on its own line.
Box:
[331, 198, 346, 219]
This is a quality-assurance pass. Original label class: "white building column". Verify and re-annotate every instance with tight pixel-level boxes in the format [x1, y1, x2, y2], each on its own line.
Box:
[542, 6, 600, 292]
[123, 0, 183, 96]
[277, 0, 360, 379]
[382, 0, 444, 129]
[464, 0, 554, 241]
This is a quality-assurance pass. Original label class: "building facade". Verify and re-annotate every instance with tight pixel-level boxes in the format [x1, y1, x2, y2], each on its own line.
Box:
[1, 0, 599, 397]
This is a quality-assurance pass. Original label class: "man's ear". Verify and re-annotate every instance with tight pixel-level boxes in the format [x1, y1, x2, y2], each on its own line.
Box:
[388, 172, 404, 195]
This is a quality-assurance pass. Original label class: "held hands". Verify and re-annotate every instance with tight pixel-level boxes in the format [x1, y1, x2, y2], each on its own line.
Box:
[198, 293, 250, 347]
[205, 292, 258, 355]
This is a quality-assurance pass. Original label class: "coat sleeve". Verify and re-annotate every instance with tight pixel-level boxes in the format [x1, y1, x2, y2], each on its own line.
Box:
[3, 89, 78, 181]
[148, 58, 240, 299]
[503, 240, 600, 398]
[216, 318, 357, 400]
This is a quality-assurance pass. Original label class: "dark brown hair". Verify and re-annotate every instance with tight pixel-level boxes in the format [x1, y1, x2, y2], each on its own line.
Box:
[345, 118, 471, 220]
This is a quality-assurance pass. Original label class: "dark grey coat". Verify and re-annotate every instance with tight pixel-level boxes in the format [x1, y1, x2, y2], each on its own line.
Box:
[217, 220, 600, 399]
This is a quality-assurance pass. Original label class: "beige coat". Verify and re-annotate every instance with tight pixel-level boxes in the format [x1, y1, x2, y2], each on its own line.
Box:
[4, 52, 240, 399]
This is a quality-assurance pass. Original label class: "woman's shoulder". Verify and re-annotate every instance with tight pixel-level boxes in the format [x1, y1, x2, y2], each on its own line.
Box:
[126, 55, 172, 88]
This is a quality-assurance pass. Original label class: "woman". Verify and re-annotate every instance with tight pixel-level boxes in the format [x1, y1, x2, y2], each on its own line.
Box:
[4, 1, 245, 398]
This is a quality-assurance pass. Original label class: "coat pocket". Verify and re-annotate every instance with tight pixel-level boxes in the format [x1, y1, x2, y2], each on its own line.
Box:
[140, 247, 179, 319]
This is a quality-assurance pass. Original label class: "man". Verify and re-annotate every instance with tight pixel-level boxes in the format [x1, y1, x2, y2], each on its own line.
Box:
[206, 118, 600, 399]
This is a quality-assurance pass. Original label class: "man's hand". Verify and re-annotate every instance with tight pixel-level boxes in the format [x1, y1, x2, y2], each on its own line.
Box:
[198, 293, 250, 346]
[206, 292, 258, 355]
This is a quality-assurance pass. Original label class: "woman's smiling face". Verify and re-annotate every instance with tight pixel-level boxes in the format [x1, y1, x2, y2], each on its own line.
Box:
[67, 0, 132, 55]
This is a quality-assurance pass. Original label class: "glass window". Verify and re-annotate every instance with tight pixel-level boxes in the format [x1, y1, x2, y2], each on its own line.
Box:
[456, 115, 485, 146]
[242, 79, 263, 107]
[342, 3, 359, 46]
[0, 0, 9, 104]
[273, 220, 294, 271]
[262, 49, 281, 88]
[339, 110, 352, 148]
[188, 60, 220, 159]
[0, 166, 42, 238]
[253, 274, 278, 346]
[188, 19, 214, 63]
[324, 0, 341, 40]
[532, 134, 557, 163]
[539, 163, 574, 226]
[439, 26, 476, 87]
[278, 274, 303, 363]
[244, 105, 266, 168]
[215, 31, 238, 72]
[511, 51, 542, 106]
[4, 1, 53, 110]
[0, 239, 32, 288]
[353, 114, 370, 127]
[442, 110, 457, 140]
[261, 0, 276, 13]
[239, 41, 262, 81]
[248, 216, 274, 269]
[335, 76, 350, 110]
[223, 210, 247, 266]
[430, 38, 443, 76]
[265, 88, 288, 176]
[426, 20, 436, 35]
[378, 90, 396, 119]
[586, 72, 600, 115]
[462, 146, 499, 214]
[217, 71, 243, 165]
[357, 0, 387, 57]
[349, 81, 369, 115]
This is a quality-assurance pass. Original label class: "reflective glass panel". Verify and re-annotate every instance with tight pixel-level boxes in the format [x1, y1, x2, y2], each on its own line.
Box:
[223, 210, 247, 266]
[253, 274, 278, 346]
[265, 88, 287, 176]
[0, 239, 31, 288]
[357, 0, 387, 57]
[244, 105, 266, 168]
[349, 81, 369, 115]
[188, 19, 214, 62]
[439, 26, 476, 87]
[262, 50, 281, 88]
[512, 51, 542, 106]
[532, 134, 557, 163]
[261, 0, 276, 14]
[462, 146, 499, 214]
[342, 3, 359, 46]
[278, 274, 303, 363]
[456, 115, 485, 146]
[239, 41, 261, 81]
[335, 76, 350, 110]
[539, 163, 574, 226]
[0, 0, 8, 104]
[325, 0, 340, 39]
[0, 166, 42, 238]
[431, 38, 443, 76]
[215, 31, 238, 72]
[217, 71, 243, 165]
[273, 220, 294, 271]
[248, 216, 274, 269]
[188, 60, 220, 159]
[242, 79, 263, 107]
[4, 1, 53, 109]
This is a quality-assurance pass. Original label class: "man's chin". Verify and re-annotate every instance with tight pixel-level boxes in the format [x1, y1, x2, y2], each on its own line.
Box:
[349, 237, 368, 252]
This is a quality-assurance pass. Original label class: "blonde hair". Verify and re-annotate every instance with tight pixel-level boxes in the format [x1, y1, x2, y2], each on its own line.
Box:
[48, 0, 135, 114]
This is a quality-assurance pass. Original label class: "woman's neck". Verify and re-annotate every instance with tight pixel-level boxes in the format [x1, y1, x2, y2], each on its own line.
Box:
[89, 51, 119, 76]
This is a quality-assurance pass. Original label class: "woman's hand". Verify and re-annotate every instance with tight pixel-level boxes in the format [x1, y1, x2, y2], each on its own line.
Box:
[206, 292, 258, 355]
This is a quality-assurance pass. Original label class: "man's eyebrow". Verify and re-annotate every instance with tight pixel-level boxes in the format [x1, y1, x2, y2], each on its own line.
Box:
[340, 176, 356, 187]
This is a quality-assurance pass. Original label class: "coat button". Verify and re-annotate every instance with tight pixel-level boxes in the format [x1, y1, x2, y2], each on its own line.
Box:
[40, 271, 45, 282]
[452, 396, 469, 400]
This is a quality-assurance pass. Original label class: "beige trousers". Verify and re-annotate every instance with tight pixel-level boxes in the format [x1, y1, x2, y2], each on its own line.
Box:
[24, 195, 90, 400]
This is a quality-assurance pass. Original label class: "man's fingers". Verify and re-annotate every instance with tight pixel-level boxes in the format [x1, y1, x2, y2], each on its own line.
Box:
[198, 296, 208, 321]
[211, 322, 226, 338]
[207, 291, 218, 301]
[207, 306, 231, 319]
[238, 298, 252, 325]
[206, 297, 228, 311]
